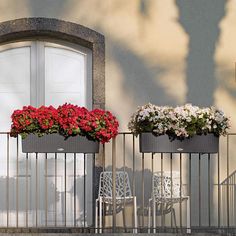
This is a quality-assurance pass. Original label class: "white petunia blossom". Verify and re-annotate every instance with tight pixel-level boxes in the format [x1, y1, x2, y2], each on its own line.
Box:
[128, 103, 230, 139]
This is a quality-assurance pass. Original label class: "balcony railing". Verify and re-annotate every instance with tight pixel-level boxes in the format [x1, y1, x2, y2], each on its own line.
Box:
[0, 132, 235, 234]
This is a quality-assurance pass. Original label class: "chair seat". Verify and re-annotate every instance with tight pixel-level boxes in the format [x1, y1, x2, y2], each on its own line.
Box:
[99, 196, 135, 204]
[152, 196, 189, 204]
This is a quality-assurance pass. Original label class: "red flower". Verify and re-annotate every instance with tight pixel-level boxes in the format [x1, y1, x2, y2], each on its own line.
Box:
[10, 103, 119, 143]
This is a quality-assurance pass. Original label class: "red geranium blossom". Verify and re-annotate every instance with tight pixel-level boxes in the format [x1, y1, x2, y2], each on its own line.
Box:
[10, 103, 119, 143]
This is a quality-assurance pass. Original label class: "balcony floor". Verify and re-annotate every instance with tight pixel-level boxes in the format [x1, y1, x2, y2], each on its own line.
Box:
[0, 227, 234, 235]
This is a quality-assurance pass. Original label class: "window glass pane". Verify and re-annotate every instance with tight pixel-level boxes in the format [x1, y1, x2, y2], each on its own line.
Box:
[0, 47, 31, 131]
[45, 47, 86, 107]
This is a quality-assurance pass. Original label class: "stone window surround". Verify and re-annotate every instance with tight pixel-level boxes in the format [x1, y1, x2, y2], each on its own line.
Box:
[0, 17, 105, 109]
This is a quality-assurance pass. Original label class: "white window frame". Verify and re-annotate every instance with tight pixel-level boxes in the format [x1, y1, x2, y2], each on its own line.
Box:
[0, 40, 93, 108]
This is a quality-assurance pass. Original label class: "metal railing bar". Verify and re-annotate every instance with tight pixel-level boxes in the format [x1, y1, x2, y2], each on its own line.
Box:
[116, 132, 132, 135]
[0, 131, 124, 135]
[7, 134, 9, 227]
[214, 183, 235, 186]
[208, 154, 211, 227]
[112, 138, 117, 232]
[26, 153, 29, 228]
[84, 153, 86, 228]
[199, 153, 201, 227]
[170, 153, 173, 228]
[180, 153, 182, 229]
[64, 153, 67, 227]
[36, 153, 38, 227]
[142, 152, 145, 229]
[151, 153, 154, 232]
[132, 134, 136, 232]
[218, 152, 220, 227]
[189, 153, 191, 228]
[234, 175, 235, 225]
[122, 134, 127, 232]
[221, 170, 236, 185]
[55, 153, 57, 226]
[230, 177, 232, 226]
[92, 152, 96, 231]
[3, 131, 235, 135]
[74, 153, 76, 227]
[45, 153, 48, 227]
[16, 136, 19, 227]
[161, 153, 163, 228]
[102, 144, 105, 232]
[227, 134, 229, 228]
[232, 177, 234, 226]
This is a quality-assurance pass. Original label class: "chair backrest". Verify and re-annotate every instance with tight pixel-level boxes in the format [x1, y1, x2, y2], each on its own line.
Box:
[98, 171, 132, 198]
[152, 171, 181, 199]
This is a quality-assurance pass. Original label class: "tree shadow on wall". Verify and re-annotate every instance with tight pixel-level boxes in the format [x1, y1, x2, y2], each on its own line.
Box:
[108, 41, 178, 107]
[175, 0, 226, 106]
[0, 176, 58, 211]
[175, 1, 226, 226]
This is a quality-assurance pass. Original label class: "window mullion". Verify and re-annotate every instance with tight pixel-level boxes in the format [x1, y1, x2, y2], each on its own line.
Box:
[30, 41, 37, 107]
[36, 41, 45, 106]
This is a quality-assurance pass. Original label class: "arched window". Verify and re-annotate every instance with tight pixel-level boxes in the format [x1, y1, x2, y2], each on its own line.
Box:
[0, 17, 105, 110]
[0, 18, 104, 227]
[0, 40, 92, 130]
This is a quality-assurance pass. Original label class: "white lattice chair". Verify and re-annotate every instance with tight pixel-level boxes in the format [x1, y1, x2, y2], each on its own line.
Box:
[95, 171, 138, 233]
[148, 171, 190, 233]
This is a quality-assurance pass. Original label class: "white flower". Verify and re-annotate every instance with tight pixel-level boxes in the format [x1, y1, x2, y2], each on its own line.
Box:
[199, 114, 203, 119]
[128, 103, 230, 138]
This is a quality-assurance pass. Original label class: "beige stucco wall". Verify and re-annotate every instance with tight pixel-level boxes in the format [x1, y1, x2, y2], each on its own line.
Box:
[1, 0, 236, 227]
[0, 0, 235, 132]
[1, 0, 236, 167]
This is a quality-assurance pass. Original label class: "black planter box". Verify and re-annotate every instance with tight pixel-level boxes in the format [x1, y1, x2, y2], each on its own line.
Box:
[22, 134, 99, 153]
[139, 133, 219, 153]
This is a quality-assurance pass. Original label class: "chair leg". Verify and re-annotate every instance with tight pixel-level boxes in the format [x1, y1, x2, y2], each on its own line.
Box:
[122, 207, 127, 232]
[160, 203, 165, 227]
[186, 197, 191, 234]
[99, 198, 102, 233]
[171, 208, 177, 230]
[153, 200, 156, 233]
[163, 204, 166, 228]
[133, 196, 138, 233]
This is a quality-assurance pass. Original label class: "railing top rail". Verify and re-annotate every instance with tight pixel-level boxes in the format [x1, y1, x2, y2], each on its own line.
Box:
[1, 131, 236, 135]
[221, 170, 236, 185]
[0, 131, 134, 135]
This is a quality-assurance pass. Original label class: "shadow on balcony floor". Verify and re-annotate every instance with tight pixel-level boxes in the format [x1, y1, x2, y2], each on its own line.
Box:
[0, 227, 235, 235]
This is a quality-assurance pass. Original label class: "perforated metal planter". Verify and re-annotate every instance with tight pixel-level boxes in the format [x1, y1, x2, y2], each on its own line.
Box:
[22, 134, 99, 153]
[139, 133, 219, 153]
